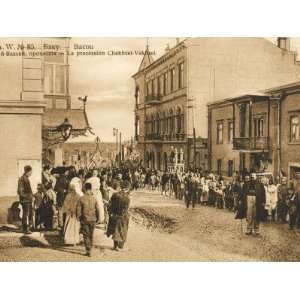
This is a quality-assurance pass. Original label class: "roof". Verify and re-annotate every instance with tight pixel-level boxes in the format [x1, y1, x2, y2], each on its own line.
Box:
[264, 80, 300, 93]
[42, 109, 89, 130]
[138, 46, 154, 71]
[132, 39, 187, 77]
[207, 92, 268, 107]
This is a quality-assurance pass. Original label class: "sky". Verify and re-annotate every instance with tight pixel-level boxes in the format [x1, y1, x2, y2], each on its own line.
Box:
[68, 38, 177, 142]
[67, 37, 300, 143]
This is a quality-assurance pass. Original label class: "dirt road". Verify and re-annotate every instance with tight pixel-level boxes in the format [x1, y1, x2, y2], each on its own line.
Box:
[1, 189, 300, 261]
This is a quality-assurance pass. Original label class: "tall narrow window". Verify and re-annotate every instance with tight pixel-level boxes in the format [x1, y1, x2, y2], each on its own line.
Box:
[228, 120, 234, 143]
[178, 62, 184, 89]
[163, 72, 168, 95]
[157, 77, 160, 98]
[44, 64, 66, 95]
[217, 121, 224, 144]
[291, 116, 300, 142]
[170, 68, 175, 92]
[254, 118, 264, 137]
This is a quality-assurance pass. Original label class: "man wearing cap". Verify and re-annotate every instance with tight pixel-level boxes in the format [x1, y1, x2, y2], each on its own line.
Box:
[106, 180, 131, 251]
[77, 182, 100, 257]
[242, 173, 266, 235]
[17, 165, 34, 234]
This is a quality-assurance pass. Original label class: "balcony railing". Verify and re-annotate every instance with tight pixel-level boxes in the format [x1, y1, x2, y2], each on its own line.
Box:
[145, 94, 161, 104]
[145, 132, 186, 141]
[233, 137, 270, 151]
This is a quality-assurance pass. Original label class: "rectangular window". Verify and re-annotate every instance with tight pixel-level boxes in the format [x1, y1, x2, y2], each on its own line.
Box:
[228, 120, 234, 143]
[151, 79, 155, 96]
[163, 72, 168, 95]
[254, 118, 264, 137]
[178, 62, 184, 89]
[44, 63, 66, 95]
[170, 67, 175, 92]
[217, 121, 224, 144]
[157, 77, 160, 97]
[290, 116, 300, 142]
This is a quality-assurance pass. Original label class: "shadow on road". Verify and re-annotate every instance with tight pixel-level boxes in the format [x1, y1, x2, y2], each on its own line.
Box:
[19, 232, 86, 256]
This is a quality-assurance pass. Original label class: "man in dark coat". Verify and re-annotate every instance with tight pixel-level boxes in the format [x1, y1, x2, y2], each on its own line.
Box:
[106, 180, 131, 251]
[242, 173, 266, 235]
[17, 165, 34, 234]
[277, 177, 289, 223]
[54, 170, 69, 229]
[77, 182, 100, 257]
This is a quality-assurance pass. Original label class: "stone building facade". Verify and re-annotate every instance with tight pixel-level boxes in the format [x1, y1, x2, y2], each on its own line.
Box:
[0, 38, 90, 222]
[133, 37, 300, 172]
[208, 81, 300, 184]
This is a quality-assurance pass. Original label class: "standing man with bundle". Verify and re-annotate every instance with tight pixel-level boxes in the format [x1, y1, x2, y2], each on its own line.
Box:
[106, 180, 131, 251]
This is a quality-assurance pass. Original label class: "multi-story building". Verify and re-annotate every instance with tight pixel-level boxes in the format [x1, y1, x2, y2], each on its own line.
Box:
[208, 81, 300, 184]
[133, 37, 300, 172]
[0, 38, 90, 222]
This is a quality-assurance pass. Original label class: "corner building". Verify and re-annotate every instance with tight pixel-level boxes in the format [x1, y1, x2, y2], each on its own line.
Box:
[133, 38, 300, 171]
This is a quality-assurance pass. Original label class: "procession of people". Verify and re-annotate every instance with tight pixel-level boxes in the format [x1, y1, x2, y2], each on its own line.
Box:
[17, 164, 132, 257]
[16, 160, 300, 258]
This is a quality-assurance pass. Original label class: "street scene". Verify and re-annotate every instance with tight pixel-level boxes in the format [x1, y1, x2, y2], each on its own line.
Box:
[2, 37, 300, 261]
[1, 186, 300, 261]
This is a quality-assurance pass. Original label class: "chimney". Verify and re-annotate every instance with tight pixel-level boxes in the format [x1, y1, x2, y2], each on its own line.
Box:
[277, 37, 290, 51]
[176, 38, 180, 45]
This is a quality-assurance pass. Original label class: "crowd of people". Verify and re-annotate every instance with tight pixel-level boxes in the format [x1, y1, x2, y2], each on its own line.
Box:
[127, 168, 300, 235]
[17, 164, 132, 256]
[16, 163, 300, 256]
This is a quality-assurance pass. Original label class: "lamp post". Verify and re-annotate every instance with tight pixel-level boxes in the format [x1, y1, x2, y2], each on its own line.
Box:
[113, 128, 119, 166]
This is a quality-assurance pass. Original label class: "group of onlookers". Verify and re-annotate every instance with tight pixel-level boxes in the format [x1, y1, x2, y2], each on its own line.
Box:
[131, 167, 300, 234]
[17, 164, 132, 256]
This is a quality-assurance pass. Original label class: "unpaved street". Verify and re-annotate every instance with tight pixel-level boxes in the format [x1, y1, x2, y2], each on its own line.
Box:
[1, 189, 300, 261]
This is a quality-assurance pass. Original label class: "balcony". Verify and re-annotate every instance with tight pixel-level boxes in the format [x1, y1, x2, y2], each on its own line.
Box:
[145, 94, 161, 105]
[233, 137, 270, 151]
[145, 133, 162, 141]
[145, 133, 186, 142]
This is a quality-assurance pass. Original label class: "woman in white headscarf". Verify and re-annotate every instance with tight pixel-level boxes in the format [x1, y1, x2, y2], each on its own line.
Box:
[63, 184, 81, 245]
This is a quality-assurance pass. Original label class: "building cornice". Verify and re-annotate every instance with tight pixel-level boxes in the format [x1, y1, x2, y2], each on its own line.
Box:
[0, 101, 46, 115]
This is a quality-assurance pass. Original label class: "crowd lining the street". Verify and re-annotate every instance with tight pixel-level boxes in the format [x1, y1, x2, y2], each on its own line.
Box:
[16, 163, 300, 257]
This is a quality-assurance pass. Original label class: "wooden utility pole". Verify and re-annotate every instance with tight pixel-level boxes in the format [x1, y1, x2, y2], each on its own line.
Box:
[119, 131, 122, 165]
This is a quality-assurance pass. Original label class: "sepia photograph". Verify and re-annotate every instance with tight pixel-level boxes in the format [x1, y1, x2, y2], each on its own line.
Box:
[1, 36, 300, 262]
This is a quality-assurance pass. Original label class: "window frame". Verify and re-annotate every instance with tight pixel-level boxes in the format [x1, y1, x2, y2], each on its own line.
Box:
[228, 120, 234, 143]
[290, 115, 300, 142]
[44, 62, 67, 96]
[170, 67, 175, 92]
[216, 120, 224, 144]
[178, 62, 184, 89]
